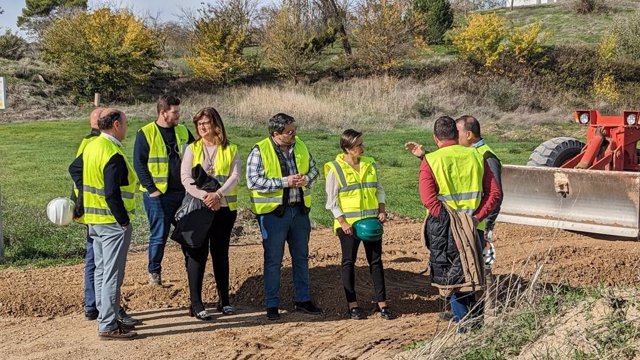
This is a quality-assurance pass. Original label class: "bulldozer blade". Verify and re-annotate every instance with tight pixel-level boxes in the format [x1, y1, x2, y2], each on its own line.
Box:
[497, 165, 640, 238]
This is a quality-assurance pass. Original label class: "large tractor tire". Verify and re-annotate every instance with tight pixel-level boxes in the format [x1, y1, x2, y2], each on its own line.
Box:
[527, 137, 584, 167]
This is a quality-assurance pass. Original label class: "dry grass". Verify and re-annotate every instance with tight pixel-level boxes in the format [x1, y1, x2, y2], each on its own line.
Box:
[396, 245, 640, 360]
[115, 74, 578, 138]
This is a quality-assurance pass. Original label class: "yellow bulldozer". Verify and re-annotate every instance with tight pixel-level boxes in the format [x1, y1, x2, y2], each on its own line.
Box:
[498, 110, 640, 238]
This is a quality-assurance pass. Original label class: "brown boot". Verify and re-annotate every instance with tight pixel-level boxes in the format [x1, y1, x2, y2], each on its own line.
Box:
[98, 325, 137, 340]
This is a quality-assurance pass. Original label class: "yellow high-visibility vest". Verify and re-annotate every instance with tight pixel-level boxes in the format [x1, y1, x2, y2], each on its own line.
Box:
[249, 136, 311, 214]
[190, 139, 238, 210]
[474, 141, 500, 231]
[425, 145, 484, 228]
[475, 142, 500, 164]
[82, 135, 137, 224]
[324, 154, 379, 233]
[73, 133, 99, 224]
[138, 122, 189, 193]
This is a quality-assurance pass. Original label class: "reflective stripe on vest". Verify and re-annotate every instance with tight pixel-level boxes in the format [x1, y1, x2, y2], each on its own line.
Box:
[190, 140, 239, 211]
[249, 136, 311, 214]
[82, 135, 137, 224]
[73, 134, 99, 224]
[324, 154, 379, 233]
[138, 122, 189, 193]
[425, 145, 484, 223]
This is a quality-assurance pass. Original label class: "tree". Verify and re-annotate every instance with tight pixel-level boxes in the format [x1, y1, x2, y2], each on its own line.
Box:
[17, 0, 87, 37]
[351, 0, 421, 73]
[413, 0, 453, 44]
[41, 8, 161, 100]
[186, 0, 255, 84]
[260, 1, 324, 83]
[312, 0, 352, 56]
[0, 31, 28, 60]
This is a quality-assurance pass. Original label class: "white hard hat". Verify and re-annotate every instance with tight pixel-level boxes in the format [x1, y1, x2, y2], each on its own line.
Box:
[46, 197, 75, 226]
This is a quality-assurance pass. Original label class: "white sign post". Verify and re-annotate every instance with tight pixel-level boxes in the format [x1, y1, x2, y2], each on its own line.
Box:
[0, 77, 5, 110]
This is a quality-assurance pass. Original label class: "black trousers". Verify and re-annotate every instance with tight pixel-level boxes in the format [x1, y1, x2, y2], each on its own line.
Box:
[338, 228, 387, 303]
[182, 207, 237, 313]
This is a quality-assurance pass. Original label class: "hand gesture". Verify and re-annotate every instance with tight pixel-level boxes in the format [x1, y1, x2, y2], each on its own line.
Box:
[340, 222, 354, 236]
[404, 141, 426, 158]
[287, 174, 307, 188]
[203, 192, 220, 209]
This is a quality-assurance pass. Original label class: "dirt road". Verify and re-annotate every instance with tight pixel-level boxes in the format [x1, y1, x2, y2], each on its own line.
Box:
[1, 219, 639, 360]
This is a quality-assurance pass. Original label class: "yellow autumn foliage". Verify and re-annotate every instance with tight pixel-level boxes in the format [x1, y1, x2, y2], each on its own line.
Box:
[41, 8, 161, 100]
[186, 4, 249, 84]
[510, 22, 547, 64]
[452, 13, 547, 70]
[452, 13, 508, 68]
[593, 34, 620, 103]
[593, 74, 619, 103]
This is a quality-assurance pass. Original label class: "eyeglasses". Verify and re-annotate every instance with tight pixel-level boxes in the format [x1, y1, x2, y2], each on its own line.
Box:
[197, 121, 213, 127]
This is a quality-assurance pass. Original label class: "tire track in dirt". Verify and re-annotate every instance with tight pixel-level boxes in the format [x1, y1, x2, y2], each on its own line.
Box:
[2, 221, 640, 359]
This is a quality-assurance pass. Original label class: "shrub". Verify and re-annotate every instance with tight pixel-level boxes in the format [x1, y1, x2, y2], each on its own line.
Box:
[186, 1, 252, 84]
[452, 13, 547, 72]
[593, 34, 620, 104]
[0, 30, 27, 60]
[611, 11, 640, 61]
[413, 0, 453, 45]
[40, 8, 161, 101]
[411, 94, 435, 118]
[573, 0, 605, 14]
[542, 45, 597, 92]
[452, 13, 508, 68]
[510, 22, 547, 65]
[259, 3, 323, 83]
[351, 0, 422, 73]
[487, 79, 520, 112]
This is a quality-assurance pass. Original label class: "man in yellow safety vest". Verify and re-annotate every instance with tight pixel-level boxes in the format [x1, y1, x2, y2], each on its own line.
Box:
[246, 113, 322, 321]
[69, 110, 139, 340]
[133, 95, 194, 286]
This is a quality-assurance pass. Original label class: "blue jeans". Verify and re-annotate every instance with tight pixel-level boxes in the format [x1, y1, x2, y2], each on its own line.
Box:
[144, 191, 184, 274]
[84, 229, 96, 313]
[258, 205, 312, 308]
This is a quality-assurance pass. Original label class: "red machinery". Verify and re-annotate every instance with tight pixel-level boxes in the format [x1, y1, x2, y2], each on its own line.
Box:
[497, 110, 640, 238]
[562, 111, 640, 171]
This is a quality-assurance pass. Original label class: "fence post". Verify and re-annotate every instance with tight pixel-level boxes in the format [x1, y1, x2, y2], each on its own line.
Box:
[94, 93, 101, 107]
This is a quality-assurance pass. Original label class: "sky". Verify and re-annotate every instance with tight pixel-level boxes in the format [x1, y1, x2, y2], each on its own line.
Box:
[0, 0, 220, 33]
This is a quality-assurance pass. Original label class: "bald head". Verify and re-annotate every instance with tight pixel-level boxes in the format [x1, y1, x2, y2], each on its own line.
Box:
[90, 107, 104, 129]
[100, 107, 117, 118]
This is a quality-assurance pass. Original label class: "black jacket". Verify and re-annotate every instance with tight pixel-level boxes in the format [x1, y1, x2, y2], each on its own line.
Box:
[170, 165, 221, 248]
[425, 209, 465, 286]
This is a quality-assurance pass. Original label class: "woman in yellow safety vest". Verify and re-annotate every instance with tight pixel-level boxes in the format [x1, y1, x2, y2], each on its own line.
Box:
[180, 107, 240, 320]
[324, 129, 393, 320]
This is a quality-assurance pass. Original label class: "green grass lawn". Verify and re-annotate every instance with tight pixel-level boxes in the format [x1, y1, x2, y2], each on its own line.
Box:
[0, 119, 537, 266]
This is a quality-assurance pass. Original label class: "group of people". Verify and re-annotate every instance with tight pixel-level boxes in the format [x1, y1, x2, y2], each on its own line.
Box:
[68, 94, 503, 340]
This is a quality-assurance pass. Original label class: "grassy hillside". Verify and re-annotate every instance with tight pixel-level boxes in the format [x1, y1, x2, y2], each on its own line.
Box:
[493, 0, 640, 46]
